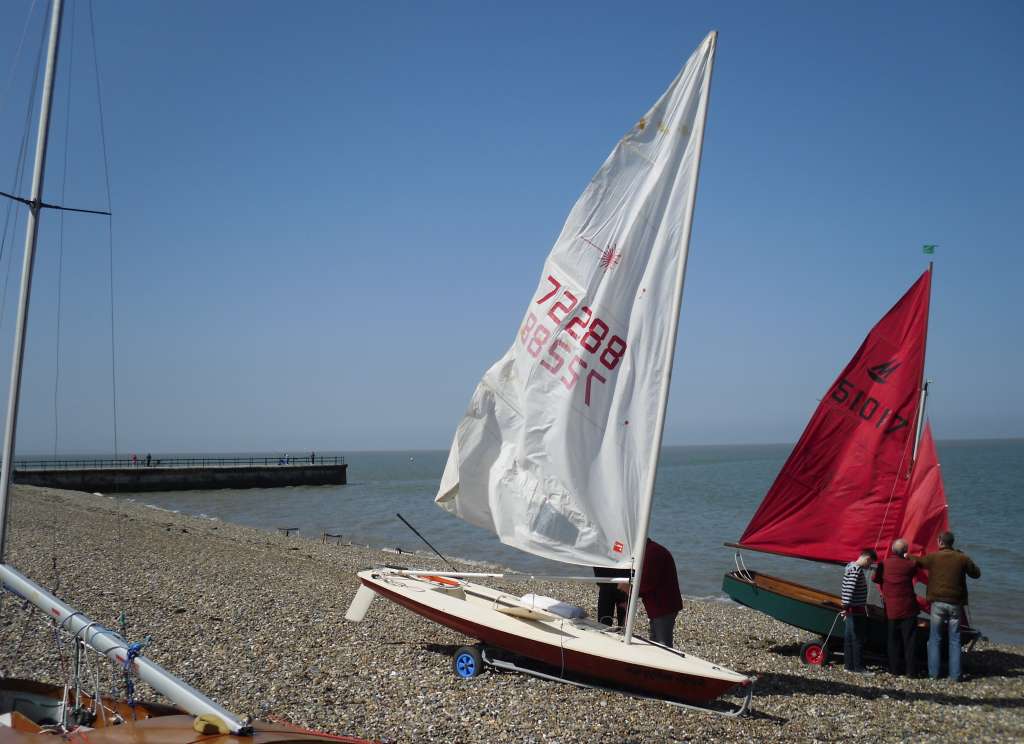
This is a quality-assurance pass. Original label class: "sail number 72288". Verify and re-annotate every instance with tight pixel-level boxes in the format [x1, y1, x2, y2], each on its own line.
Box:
[519, 274, 628, 407]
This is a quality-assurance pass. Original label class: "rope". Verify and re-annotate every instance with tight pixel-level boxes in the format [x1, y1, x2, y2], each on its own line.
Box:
[558, 617, 566, 679]
[87, 0, 119, 463]
[0, 1, 40, 117]
[0, 2, 47, 331]
[50, 0, 78, 598]
[734, 551, 753, 582]
[822, 607, 845, 648]
[121, 640, 147, 706]
[85, 0, 127, 614]
[872, 410, 919, 556]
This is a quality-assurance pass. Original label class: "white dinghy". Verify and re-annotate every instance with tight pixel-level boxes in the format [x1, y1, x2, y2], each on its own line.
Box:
[346, 31, 753, 712]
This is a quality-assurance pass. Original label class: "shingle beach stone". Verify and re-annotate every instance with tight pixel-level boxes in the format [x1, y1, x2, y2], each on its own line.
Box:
[1, 486, 1021, 743]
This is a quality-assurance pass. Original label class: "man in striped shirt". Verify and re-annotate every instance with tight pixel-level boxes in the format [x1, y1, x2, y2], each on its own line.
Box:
[841, 548, 878, 672]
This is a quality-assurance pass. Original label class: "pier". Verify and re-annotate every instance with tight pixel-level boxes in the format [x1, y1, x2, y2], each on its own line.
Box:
[12, 455, 347, 493]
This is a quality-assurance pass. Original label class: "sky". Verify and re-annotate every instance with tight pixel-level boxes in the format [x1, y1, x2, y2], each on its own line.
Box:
[0, 0, 1021, 455]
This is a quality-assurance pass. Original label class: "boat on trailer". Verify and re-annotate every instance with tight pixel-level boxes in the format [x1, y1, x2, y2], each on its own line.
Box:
[347, 32, 754, 714]
[349, 570, 749, 707]
[0, 2, 371, 741]
[722, 267, 981, 666]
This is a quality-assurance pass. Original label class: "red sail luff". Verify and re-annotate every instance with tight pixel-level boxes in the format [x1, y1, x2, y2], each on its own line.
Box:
[737, 270, 932, 564]
[897, 421, 949, 557]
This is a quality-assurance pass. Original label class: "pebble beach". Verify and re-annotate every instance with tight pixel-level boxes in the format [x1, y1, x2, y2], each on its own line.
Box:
[1, 485, 1021, 743]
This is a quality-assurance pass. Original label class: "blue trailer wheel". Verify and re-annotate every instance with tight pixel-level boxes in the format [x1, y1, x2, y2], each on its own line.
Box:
[453, 645, 483, 679]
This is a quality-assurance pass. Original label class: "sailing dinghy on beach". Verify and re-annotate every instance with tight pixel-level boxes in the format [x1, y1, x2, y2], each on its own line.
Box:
[722, 266, 981, 666]
[0, 2, 370, 741]
[345, 32, 754, 713]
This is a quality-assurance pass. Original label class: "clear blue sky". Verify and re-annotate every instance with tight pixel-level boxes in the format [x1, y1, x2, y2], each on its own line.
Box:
[0, 0, 1021, 454]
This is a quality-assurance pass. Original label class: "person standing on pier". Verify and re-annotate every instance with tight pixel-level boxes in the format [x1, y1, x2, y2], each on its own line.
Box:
[146, 453, 152, 467]
[311, 451, 315, 464]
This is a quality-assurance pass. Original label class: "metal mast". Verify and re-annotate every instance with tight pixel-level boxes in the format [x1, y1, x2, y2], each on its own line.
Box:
[623, 31, 718, 645]
[910, 262, 934, 464]
[0, 0, 65, 561]
[0, 2, 249, 733]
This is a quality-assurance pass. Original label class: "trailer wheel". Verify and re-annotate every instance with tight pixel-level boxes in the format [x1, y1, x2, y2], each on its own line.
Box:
[799, 640, 830, 666]
[453, 645, 484, 679]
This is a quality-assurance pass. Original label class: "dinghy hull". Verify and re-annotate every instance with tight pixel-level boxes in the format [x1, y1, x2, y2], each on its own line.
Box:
[0, 678, 375, 744]
[355, 570, 750, 705]
[722, 569, 981, 664]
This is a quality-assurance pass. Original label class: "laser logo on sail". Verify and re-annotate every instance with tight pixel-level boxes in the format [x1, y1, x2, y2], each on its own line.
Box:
[867, 360, 900, 384]
[581, 236, 622, 270]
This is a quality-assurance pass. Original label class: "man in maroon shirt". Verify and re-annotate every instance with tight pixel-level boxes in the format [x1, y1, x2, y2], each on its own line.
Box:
[872, 538, 920, 676]
[632, 538, 683, 647]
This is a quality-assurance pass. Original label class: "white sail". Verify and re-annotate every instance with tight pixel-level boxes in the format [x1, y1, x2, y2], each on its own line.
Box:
[436, 33, 716, 568]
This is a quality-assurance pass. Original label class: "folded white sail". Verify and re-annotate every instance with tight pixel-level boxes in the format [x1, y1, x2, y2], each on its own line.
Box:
[436, 33, 715, 568]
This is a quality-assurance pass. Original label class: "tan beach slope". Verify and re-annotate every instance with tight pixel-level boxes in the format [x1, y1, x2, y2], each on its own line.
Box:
[1, 486, 1021, 743]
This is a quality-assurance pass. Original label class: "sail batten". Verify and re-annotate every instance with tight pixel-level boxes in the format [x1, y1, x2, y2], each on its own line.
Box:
[736, 270, 933, 564]
[436, 33, 717, 568]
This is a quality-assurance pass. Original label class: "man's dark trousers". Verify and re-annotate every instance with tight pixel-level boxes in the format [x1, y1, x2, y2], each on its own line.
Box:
[887, 616, 917, 676]
[844, 613, 867, 671]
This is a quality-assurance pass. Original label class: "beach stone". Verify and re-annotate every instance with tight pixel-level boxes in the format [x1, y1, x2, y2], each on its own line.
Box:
[1, 485, 1021, 742]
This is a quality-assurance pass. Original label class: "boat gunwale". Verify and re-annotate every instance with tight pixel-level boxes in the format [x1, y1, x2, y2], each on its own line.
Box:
[358, 569, 749, 704]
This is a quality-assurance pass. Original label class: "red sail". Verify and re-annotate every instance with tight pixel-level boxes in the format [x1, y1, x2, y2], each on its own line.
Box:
[737, 270, 931, 564]
[897, 421, 949, 557]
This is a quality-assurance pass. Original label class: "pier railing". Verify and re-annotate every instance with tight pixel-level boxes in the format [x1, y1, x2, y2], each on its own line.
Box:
[13, 455, 346, 471]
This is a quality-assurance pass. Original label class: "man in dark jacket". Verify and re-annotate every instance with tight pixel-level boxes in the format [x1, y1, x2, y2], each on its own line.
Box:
[619, 539, 683, 646]
[911, 531, 981, 681]
[872, 538, 920, 676]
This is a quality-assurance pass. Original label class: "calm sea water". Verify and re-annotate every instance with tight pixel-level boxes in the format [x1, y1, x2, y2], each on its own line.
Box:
[123, 440, 1024, 645]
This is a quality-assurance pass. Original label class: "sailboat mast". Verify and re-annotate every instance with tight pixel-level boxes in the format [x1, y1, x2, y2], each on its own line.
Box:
[622, 31, 717, 645]
[910, 262, 933, 464]
[0, 5, 252, 733]
[0, 0, 65, 561]
[911, 380, 930, 462]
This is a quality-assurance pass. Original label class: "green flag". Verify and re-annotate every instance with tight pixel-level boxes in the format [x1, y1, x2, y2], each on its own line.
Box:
[922, 244, 937, 254]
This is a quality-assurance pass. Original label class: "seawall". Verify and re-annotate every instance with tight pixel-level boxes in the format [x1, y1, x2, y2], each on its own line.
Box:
[12, 463, 347, 493]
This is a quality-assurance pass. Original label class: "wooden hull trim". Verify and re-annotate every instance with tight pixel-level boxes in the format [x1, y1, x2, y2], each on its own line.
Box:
[722, 569, 981, 655]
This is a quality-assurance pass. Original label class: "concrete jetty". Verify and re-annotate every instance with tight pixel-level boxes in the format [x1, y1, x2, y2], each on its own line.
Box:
[13, 456, 347, 493]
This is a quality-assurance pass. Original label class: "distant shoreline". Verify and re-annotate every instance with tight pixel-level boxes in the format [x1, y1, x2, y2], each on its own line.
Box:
[13, 436, 1024, 460]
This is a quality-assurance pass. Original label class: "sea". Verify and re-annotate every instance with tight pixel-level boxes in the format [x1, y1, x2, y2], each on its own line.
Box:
[119, 440, 1023, 645]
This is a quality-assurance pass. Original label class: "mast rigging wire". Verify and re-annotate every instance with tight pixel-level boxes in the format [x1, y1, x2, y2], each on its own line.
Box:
[86, 0, 119, 462]
[0, 3, 49, 332]
[50, 0, 79, 597]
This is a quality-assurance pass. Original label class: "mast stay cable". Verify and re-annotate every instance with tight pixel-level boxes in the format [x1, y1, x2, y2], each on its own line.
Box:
[50, 0, 79, 602]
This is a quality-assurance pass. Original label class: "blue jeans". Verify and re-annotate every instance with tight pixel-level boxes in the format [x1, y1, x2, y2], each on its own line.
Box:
[843, 613, 866, 671]
[928, 602, 962, 680]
